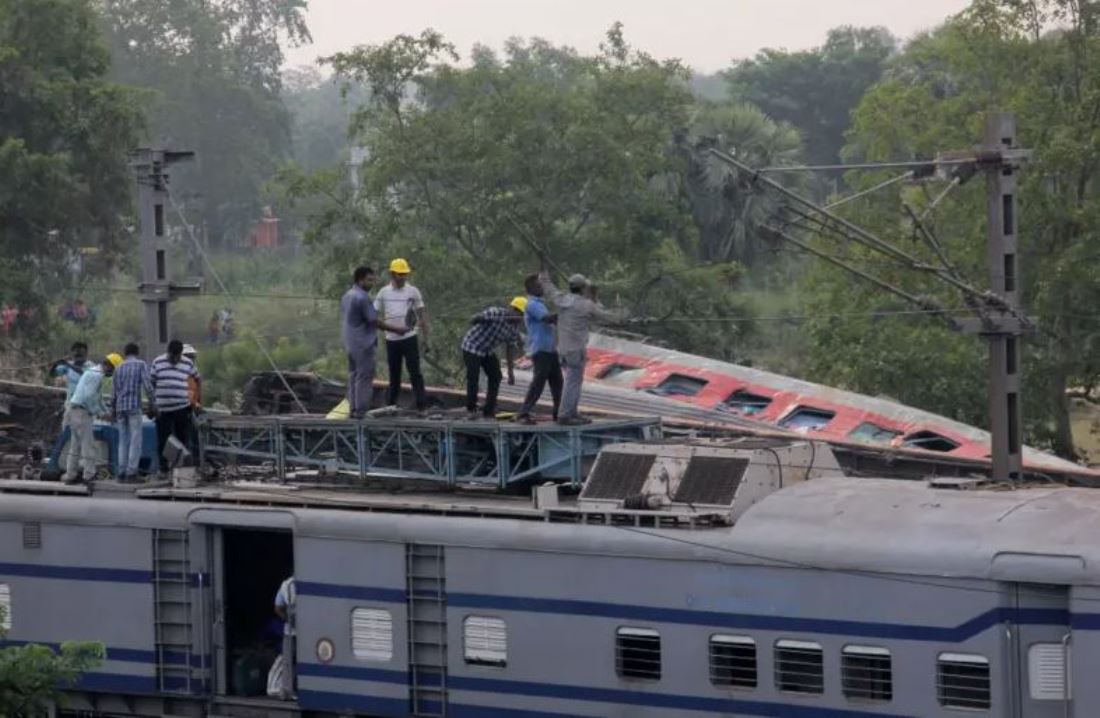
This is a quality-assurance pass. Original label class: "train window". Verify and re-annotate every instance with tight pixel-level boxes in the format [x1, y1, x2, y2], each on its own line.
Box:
[351, 608, 393, 661]
[903, 431, 961, 452]
[1027, 643, 1068, 700]
[721, 390, 772, 415]
[599, 364, 644, 384]
[645, 374, 708, 398]
[775, 639, 823, 694]
[616, 627, 661, 680]
[847, 422, 901, 444]
[709, 634, 756, 688]
[463, 616, 507, 667]
[0, 583, 9, 630]
[842, 645, 892, 702]
[937, 653, 991, 710]
[778, 407, 836, 433]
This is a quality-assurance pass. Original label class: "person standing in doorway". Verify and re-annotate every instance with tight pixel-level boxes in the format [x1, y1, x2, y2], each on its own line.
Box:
[539, 271, 625, 425]
[273, 576, 296, 700]
[50, 342, 94, 477]
[374, 258, 429, 411]
[515, 275, 562, 424]
[63, 353, 121, 484]
[150, 340, 201, 476]
[341, 266, 407, 419]
[111, 343, 151, 482]
[460, 298, 526, 419]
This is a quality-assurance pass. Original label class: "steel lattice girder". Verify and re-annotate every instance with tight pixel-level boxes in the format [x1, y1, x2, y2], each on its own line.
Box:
[198, 416, 661, 485]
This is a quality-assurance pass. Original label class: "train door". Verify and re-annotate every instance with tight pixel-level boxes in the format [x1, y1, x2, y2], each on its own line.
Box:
[1009, 583, 1071, 718]
[189, 511, 296, 702]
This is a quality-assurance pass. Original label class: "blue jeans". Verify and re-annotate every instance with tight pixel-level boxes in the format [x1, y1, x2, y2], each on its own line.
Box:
[117, 410, 144, 477]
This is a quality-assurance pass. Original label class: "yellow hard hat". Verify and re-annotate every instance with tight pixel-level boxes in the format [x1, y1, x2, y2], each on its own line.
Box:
[510, 296, 528, 313]
[389, 258, 411, 275]
[105, 353, 123, 368]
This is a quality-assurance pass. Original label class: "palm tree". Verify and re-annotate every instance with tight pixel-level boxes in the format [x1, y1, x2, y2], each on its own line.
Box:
[668, 103, 802, 266]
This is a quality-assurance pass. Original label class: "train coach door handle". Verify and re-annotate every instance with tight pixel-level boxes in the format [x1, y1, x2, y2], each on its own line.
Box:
[1062, 632, 1072, 718]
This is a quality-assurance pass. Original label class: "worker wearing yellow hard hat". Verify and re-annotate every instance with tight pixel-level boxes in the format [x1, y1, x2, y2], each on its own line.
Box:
[62, 351, 121, 484]
[374, 257, 430, 411]
[459, 297, 528, 419]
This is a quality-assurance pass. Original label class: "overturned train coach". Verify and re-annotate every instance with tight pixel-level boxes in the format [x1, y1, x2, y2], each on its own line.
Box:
[0, 443, 1095, 718]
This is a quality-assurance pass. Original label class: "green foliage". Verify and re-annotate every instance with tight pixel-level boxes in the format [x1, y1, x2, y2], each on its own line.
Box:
[801, 2, 1100, 458]
[281, 26, 768, 371]
[726, 26, 897, 169]
[0, 0, 144, 343]
[0, 606, 104, 716]
[97, 0, 310, 246]
[667, 103, 802, 266]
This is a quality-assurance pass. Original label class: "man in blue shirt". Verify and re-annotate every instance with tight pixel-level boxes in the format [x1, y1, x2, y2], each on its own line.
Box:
[515, 274, 563, 424]
[112, 343, 151, 481]
[50, 342, 94, 476]
[63, 353, 121, 484]
[341, 266, 406, 419]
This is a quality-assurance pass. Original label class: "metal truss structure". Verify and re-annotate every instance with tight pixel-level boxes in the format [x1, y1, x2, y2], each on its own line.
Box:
[199, 415, 662, 487]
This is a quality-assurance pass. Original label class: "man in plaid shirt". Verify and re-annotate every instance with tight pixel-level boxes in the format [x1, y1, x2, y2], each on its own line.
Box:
[460, 298, 527, 418]
[112, 342, 152, 481]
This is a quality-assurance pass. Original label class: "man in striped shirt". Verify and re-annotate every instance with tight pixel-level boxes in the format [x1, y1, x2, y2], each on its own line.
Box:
[111, 343, 151, 481]
[151, 340, 201, 475]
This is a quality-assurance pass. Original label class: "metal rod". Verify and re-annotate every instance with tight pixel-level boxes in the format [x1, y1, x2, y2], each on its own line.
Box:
[762, 225, 961, 331]
[756, 159, 970, 173]
[711, 148, 992, 302]
[824, 171, 914, 210]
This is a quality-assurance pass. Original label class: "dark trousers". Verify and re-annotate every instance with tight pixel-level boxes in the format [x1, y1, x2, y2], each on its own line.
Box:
[346, 349, 376, 417]
[385, 336, 427, 409]
[519, 351, 563, 419]
[156, 406, 194, 472]
[464, 351, 502, 416]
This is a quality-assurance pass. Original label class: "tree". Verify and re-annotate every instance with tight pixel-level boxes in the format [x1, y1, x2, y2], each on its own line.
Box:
[282, 26, 758, 371]
[726, 26, 897, 169]
[667, 103, 802, 266]
[0, 0, 144, 344]
[0, 641, 105, 715]
[96, 0, 310, 247]
[800, 1, 1100, 459]
[0, 602, 104, 715]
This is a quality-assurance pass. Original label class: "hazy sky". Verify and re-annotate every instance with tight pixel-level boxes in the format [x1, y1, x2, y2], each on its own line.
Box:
[286, 0, 972, 73]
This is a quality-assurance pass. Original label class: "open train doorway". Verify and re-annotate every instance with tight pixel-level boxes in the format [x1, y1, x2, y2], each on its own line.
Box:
[219, 528, 294, 699]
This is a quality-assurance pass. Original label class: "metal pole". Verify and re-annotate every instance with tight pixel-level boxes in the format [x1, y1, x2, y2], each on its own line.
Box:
[983, 114, 1024, 482]
[131, 149, 198, 359]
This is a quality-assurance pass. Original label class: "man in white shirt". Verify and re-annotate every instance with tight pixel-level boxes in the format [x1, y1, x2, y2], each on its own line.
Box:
[374, 258, 430, 410]
[273, 577, 296, 699]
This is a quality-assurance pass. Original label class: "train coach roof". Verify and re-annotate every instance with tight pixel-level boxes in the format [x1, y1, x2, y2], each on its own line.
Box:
[731, 478, 1100, 585]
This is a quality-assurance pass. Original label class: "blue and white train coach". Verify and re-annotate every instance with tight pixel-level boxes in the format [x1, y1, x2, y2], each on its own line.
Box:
[0, 477, 1092, 718]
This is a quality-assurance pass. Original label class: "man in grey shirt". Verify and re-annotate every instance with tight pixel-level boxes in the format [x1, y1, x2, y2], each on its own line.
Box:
[341, 266, 406, 419]
[539, 271, 625, 425]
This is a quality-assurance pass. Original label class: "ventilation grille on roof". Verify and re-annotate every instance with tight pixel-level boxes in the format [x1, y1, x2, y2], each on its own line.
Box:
[22, 522, 41, 549]
[673, 456, 749, 505]
[582, 452, 656, 500]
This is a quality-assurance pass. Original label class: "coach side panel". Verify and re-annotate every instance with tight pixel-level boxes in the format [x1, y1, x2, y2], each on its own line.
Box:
[442, 546, 1007, 718]
[0, 518, 158, 694]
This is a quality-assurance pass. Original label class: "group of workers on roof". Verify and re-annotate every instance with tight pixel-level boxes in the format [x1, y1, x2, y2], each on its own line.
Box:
[50, 339, 201, 484]
[47, 257, 622, 484]
[342, 258, 625, 424]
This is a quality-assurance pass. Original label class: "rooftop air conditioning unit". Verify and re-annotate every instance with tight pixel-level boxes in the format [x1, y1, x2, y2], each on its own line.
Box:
[578, 439, 841, 524]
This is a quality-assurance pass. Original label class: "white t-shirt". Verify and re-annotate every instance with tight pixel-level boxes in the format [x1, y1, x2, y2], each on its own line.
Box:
[274, 577, 296, 636]
[374, 284, 425, 341]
